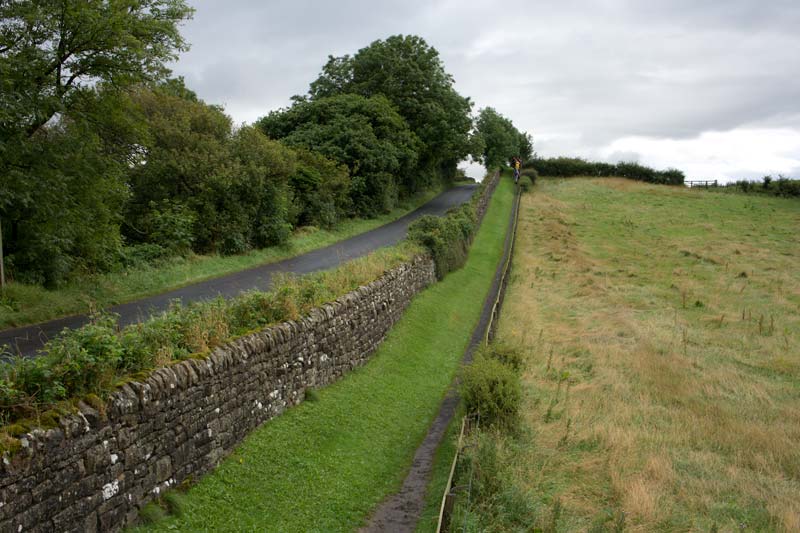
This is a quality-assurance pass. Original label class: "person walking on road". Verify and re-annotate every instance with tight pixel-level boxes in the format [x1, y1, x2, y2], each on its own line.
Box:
[512, 156, 521, 183]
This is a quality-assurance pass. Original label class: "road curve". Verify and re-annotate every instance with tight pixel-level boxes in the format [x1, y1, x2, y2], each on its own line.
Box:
[0, 185, 477, 358]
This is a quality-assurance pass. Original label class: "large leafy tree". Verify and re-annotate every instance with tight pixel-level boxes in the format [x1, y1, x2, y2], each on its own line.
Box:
[258, 93, 420, 216]
[1, 90, 135, 284]
[0, 0, 193, 284]
[308, 35, 473, 188]
[128, 79, 351, 256]
[475, 107, 533, 170]
[0, 0, 193, 139]
[124, 82, 233, 253]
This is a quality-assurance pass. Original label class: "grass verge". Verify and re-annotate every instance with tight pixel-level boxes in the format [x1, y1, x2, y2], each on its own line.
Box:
[495, 177, 800, 531]
[137, 177, 515, 532]
[414, 405, 464, 533]
[0, 188, 441, 330]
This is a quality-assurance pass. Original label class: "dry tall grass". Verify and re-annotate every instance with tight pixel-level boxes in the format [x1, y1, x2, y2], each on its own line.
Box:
[498, 178, 800, 532]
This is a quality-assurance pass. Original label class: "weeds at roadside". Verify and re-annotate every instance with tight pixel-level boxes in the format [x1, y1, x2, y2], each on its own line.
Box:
[0, 243, 421, 438]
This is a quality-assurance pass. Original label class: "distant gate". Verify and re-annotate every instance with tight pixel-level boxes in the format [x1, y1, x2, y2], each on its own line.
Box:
[685, 180, 718, 188]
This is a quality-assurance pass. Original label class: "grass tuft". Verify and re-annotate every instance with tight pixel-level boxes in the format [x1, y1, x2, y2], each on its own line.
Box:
[161, 491, 187, 518]
[139, 502, 167, 525]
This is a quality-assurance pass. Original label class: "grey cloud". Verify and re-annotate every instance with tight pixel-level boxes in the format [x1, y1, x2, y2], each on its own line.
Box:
[172, 0, 800, 178]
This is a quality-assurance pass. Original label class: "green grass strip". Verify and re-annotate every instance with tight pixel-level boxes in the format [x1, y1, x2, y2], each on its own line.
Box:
[414, 404, 465, 533]
[140, 177, 515, 533]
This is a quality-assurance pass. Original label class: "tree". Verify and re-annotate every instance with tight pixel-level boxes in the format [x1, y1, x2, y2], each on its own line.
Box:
[125, 82, 233, 253]
[0, 0, 193, 140]
[308, 35, 473, 187]
[289, 148, 351, 228]
[127, 82, 321, 256]
[0, 0, 193, 284]
[475, 107, 533, 170]
[226, 125, 295, 251]
[1, 89, 135, 285]
[258, 94, 420, 216]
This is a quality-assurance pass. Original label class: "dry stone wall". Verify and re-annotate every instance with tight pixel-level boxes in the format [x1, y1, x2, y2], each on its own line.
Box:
[474, 170, 500, 224]
[0, 172, 499, 533]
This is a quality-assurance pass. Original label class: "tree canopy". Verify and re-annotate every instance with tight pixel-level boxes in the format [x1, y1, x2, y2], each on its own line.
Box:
[307, 35, 474, 187]
[0, 16, 535, 286]
[0, 0, 194, 285]
[258, 93, 420, 216]
[475, 107, 533, 170]
[0, 0, 193, 139]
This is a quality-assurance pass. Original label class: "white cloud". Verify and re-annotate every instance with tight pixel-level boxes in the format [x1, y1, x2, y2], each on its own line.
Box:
[602, 128, 800, 181]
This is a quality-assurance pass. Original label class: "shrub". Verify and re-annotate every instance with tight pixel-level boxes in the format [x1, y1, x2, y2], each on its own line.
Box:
[722, 175, 800, 198]
[0, 314, 125, 419]
[408, 203, 476, 279]
[461, 354, 521, 429]
[144, 200, 196, 255]
[476, 342, 525, 373]
[521, 167, 539, 183]
[775, 177, 800, 197]
[119, 243, 170, 269]
[452, 431, 537, 530]
[518, 175, 533, 193]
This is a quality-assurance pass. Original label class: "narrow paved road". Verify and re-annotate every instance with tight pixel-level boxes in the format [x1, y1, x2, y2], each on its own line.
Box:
[1, 185, 476, 358]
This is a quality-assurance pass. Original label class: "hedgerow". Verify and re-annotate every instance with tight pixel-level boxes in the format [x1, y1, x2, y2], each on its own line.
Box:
[0, 174, 499, 439]
[723, 175, 800, 197]
[408, 204, 475, 279]
[526, 157, 685, 185]
[407, 173, 503, 278]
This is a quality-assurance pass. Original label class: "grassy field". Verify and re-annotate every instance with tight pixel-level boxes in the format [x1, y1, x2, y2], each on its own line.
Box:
[137, 177, 515, 532]
[0, 189, 439, 330]
[495, 178, 800, 531]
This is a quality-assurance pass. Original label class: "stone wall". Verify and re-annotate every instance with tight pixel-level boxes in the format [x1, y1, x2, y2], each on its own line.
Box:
[0, 256, 435, 533]
[0, 174, 500, 533]
[474, 170, 500, 223]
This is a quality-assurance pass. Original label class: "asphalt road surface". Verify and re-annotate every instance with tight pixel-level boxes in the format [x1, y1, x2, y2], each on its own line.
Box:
[0, 185, 476, 358]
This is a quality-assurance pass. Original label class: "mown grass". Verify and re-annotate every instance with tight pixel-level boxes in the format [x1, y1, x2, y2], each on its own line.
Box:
[136, 177, 515, 532]
[0, 189, 440, 330]
[495, 177, 800, 532]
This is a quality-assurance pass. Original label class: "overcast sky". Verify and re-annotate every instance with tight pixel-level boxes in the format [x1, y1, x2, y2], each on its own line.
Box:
[171, 0, 800, 182]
